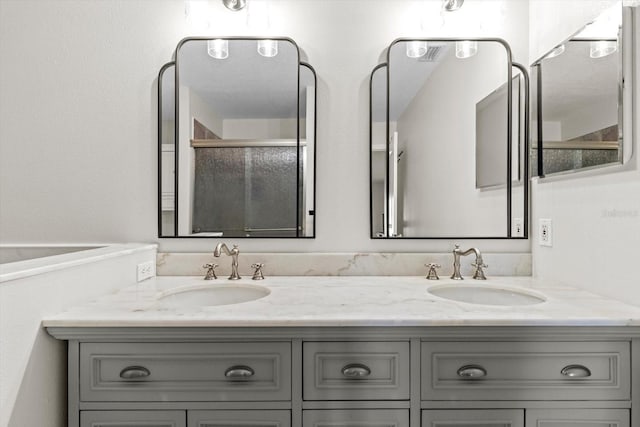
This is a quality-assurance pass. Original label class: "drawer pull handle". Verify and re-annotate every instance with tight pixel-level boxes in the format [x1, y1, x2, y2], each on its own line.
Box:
[457, 365, 487, 379]
[119, 366, 151, 380]
[225, 365, 255, 379]
[342, 363, 372, 378]
[561, 364, 592, 378]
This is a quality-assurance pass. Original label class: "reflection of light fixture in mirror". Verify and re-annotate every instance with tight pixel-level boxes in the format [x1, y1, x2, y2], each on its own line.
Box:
[545, 44, 565, 59]
[406, 41, 428, 58]
[590, 40, 617, 58]
[257, 39, 278, 57]
[443, 0, 464, 11]
[207, 39, 229, 59]
[222, 0, 246, 11]
[455, 41, 478, 59]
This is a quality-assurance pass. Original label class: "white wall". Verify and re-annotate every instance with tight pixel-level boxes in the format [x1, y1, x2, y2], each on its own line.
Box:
[0, 245, 157, 427]
[531, 1, 640, 306]
[396, 44, 510, 237]
[0, 0, 530, 254]
[223, 118, 299, 138]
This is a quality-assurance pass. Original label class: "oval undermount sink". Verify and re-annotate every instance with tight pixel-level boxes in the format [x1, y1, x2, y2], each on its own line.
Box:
[428, 284, 545, 306]
[156, 284, 270, 308]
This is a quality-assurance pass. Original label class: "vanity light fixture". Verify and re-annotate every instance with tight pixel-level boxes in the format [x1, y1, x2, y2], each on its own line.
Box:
[257, 39, 278, 57]
[590, 40, 617, 58]
[207, 39, 229, 59]
[443, 0, 464, 12]
[406, 41, 428, 58]
[455, 40, 478, 59]
[222, 0, 246, 11]
[545, 44, 565, 59]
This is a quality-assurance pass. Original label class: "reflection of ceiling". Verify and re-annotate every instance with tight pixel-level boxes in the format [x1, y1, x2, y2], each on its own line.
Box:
[541, 40, 618, 119]
[372, 43, 450, 122]
[178, 39, 301, 119]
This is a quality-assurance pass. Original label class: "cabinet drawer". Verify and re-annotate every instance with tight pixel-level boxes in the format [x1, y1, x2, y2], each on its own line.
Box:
[421, 341, 630, 401]
[303, 410, 408, 427]
[303, 341, 410, 400]
[423, 409, 524, 427]
[189, 410, 290, 427]
[80, 342, 291, 402]
[81, 410, 185, 427]
[525, 409, 629, 427]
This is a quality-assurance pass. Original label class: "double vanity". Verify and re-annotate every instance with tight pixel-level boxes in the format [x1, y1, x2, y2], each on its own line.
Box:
[45, 271, 640, 427]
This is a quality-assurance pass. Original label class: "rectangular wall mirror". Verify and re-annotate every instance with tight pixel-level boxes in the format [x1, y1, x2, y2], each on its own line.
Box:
[370, 39, 528, 239]
[158, 37, 316, 238]
[532, 2, 632, 177]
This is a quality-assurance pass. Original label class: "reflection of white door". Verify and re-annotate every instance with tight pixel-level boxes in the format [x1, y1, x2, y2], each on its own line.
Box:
[389, 131, 399, 237]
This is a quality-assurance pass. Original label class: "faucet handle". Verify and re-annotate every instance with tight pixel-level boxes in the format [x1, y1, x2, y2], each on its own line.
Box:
[424, 263, 441, 280]
[471, 262, 488, 280]
[251, 263, 265, 280]
[203, 263, 218, 280]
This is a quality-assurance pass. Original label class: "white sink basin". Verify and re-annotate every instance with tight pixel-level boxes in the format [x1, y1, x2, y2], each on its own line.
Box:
[428, 284, 546, 306]
[156, 284, 270, 308]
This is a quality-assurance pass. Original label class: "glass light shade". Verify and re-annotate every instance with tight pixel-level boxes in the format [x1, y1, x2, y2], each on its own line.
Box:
[207, 39, 229, 59]
[590, 40, 617, 58]
[443, 0, 464, 11]
[455, 41, 478, 59]
[545, 44, 565, 59]
[257, 39, 278, 57]
[406, 41, 428, 58]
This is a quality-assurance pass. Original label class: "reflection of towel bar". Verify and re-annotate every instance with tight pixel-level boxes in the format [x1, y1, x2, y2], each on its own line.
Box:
[191, 139, 307, 148]
[244, 227, 297, 232]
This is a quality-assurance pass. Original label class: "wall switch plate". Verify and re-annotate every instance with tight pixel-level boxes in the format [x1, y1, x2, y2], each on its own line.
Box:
[513, 218, 524, 237]
[137, 261, 155, 282]
[539, 218, 553, 247]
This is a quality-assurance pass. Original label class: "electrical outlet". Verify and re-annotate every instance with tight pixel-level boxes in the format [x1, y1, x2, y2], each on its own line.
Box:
[137, 261, 155, 282]
[513, 217, 524, 237]
[539, 218, 553, 247]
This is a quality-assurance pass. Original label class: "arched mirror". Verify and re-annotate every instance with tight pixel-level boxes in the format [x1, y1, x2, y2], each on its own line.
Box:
[158, 37, 316, 238]
[370, 38, 529, 239]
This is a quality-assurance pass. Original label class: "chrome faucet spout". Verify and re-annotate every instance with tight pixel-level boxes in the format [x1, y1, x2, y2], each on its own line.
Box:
[213, 243, 241, 280]
[451, 244, 487, 280]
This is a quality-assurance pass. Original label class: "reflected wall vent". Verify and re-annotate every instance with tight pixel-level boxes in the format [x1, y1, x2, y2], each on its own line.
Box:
[418, 46, 444, 62]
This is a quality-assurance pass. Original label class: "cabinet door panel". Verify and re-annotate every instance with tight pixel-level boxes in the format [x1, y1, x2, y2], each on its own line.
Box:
[526, 409, 629, 427]
[422, 410, 524, 427]
[303, 409, 408, 427]
[81, 410, 185, 427]
[189, 410, 290, 427]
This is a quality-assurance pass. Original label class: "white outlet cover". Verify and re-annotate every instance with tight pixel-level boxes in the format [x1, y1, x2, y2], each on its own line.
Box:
[513, 217, 524, 237]
[539, 218, 553, 247]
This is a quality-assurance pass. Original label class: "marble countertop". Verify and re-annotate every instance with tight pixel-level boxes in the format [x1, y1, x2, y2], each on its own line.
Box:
[42, 276, 640, 327]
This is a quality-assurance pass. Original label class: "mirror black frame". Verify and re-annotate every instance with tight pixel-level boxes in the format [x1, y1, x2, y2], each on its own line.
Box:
[369, 38, 530, 240]
[157, 37, 317, 239]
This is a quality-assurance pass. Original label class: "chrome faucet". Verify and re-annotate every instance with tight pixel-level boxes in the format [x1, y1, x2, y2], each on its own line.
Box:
[451, 244, 487, 280]
[213, 243, 241, 280]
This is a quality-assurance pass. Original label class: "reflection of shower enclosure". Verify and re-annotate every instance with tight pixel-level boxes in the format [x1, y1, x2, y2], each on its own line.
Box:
[192, 142, 302, 237]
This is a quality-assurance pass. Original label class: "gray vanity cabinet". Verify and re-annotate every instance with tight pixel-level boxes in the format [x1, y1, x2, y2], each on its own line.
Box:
[525, 409, 630, 427]
[50, 327, 639, 427]
[422, 409, 524, 427]
[80, 410, 186, 427]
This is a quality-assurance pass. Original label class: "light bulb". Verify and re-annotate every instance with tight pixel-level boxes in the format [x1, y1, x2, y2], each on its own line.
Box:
[455, 40, 478, 59]
[406, 41, 428, 58]
[590, 40, 617, 58]
[207, 39, 229, 59]
[257, 40, 278, 57]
